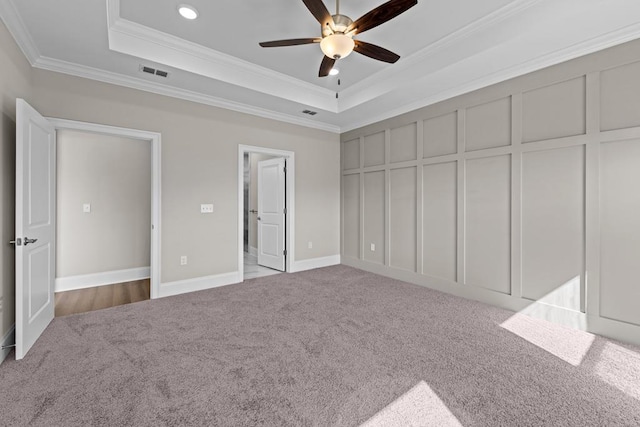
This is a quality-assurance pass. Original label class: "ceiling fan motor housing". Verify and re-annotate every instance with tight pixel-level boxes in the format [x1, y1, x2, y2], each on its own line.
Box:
[323, 14, 353, 37]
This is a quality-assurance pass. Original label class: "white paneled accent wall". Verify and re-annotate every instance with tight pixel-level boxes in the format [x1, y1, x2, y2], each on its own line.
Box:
[341, 40, 640, 345]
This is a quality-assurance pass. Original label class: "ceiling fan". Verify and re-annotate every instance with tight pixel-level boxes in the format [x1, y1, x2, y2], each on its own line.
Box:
[259, 0, 418, 77]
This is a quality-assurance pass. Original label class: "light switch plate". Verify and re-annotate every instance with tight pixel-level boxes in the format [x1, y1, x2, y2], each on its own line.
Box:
[370, 243, 375, 251]
[83, 203, 91, 213]
[200, 204, 214, 213]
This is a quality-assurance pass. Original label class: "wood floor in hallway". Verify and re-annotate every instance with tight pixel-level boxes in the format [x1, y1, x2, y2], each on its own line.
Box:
[54, 279, 150, 317]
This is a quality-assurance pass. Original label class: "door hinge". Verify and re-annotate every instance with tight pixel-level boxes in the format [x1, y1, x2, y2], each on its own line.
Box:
[283, 208, 287, 214]
[283, 249, 287, 256]
[283, 166, 287, 174]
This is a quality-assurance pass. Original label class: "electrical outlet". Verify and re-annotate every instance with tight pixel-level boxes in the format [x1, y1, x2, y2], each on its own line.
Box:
[308, 241, 313, 249]
[180, 255, 187, 265]
[370, 243, 375, 251]
[83, 203, 91, 213]
[200, 204, 214, 213]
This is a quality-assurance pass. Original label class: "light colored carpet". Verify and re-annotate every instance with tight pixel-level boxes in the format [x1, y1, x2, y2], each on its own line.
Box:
[1, 265, 639, 426]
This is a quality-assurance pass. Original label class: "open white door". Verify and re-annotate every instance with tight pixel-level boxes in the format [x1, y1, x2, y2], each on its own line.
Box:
[14, 99, 56, 360]
[257, 157, 285, 271]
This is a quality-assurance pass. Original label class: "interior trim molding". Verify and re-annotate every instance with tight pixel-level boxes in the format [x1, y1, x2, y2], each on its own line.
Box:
[3, 0, 640, 134]
[47, 117, 163, 299]
[34, 56, 340, 134]
[585, 314, 640, 348]
[341, 257, 640, 347]
[159, 271, 242, 298]
[1, 324, 16, 365]
[0, 0, 39, 64]
[55, 267, 151, 293]
[340, 21, 640, 132]
[291, 255, 341, 273]
[104, 0, 540, 116]
[106, 0, 336, 113]
[338, 0, 541, 110]
[238, 145, 296, 280]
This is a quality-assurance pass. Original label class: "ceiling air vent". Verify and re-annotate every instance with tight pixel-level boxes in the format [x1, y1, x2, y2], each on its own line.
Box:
[139, 65, 170, 78]
[302, 109, 317, 116]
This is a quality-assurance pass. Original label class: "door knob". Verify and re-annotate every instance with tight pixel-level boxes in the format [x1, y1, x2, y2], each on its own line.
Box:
[257, 217, 261, 221]
[24, 237, 38, 246]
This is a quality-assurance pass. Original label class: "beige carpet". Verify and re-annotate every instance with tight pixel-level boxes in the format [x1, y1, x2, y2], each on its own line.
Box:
[1, 265, 639, 426]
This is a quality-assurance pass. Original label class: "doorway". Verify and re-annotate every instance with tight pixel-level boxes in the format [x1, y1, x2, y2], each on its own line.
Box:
[14, 98, 161, 360]
[53, 129, 152, 317]
[48, 118, 161, 298]
[237, 145, 295, 281]
[243, 153, 284, 280]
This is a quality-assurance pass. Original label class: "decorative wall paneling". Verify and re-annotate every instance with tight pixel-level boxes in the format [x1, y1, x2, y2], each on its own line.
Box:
[341, 51, 640, 346]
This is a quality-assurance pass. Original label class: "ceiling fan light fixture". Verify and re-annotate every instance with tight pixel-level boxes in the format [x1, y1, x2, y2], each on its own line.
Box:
[320, 34, 354, 60]
[178, 4, 198, 20]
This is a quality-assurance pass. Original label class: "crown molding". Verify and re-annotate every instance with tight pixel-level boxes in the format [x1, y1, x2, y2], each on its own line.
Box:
[4, 0, 640, 136]
[338, 0, 541, 111]
[106, 0, 543, 116]
[33, 56, 340, 133]
[340, 21, 640, 133]
[106, 0, 337, 113]
[0, 0, 40, 65]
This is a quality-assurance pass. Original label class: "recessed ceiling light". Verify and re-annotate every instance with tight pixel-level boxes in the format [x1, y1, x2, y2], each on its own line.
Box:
[178, 4, 198, 20]
[329, 68, 339, 76]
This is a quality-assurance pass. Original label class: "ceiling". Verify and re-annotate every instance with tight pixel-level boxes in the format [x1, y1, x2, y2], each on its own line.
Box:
[1, 0, 640, 133]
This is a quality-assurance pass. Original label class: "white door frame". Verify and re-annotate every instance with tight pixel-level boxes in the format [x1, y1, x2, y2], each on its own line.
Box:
[237, 145, 294, 280]
[47, 118, 162, 299]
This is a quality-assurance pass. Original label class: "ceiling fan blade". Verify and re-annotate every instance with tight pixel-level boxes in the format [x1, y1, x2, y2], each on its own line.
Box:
[347, 0, 417, 35]
[259, 38, 322, 48]
[353, 40, 400, 63]
[302, 0, 333, 28]
[319, 55, 336, 77]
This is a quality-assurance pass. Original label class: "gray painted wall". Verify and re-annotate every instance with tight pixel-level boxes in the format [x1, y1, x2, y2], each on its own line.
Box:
[56, 130, 151, 279]
[29, 70, 340, 284]
[0, 17, 340, 356]
[341, 38, 640, 346]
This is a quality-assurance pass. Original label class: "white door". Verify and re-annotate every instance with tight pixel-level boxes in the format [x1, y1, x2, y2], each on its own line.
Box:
[257, 158, 286, 271]
[14, 99, 56, 360]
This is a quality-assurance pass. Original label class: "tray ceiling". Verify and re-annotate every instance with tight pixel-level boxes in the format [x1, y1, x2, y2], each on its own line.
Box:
[2, 0, 640, 132]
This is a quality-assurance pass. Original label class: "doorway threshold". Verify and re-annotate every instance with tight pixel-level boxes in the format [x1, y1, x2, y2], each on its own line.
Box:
[243, 252, 282, 280]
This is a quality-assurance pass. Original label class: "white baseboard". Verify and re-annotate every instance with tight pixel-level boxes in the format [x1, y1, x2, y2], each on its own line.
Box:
[55, 267, 151, 292]
[249, 246, 258, 256]
[585, 314, 640, 347]
[342, 256, 640, 347]
[1, 324, 15, 365]
[291, 254, 341, 273]
[159, 271, 242, 298]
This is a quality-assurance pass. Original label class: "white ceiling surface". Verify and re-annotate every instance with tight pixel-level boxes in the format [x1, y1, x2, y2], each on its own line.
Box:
[2, 1, 640, 133]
